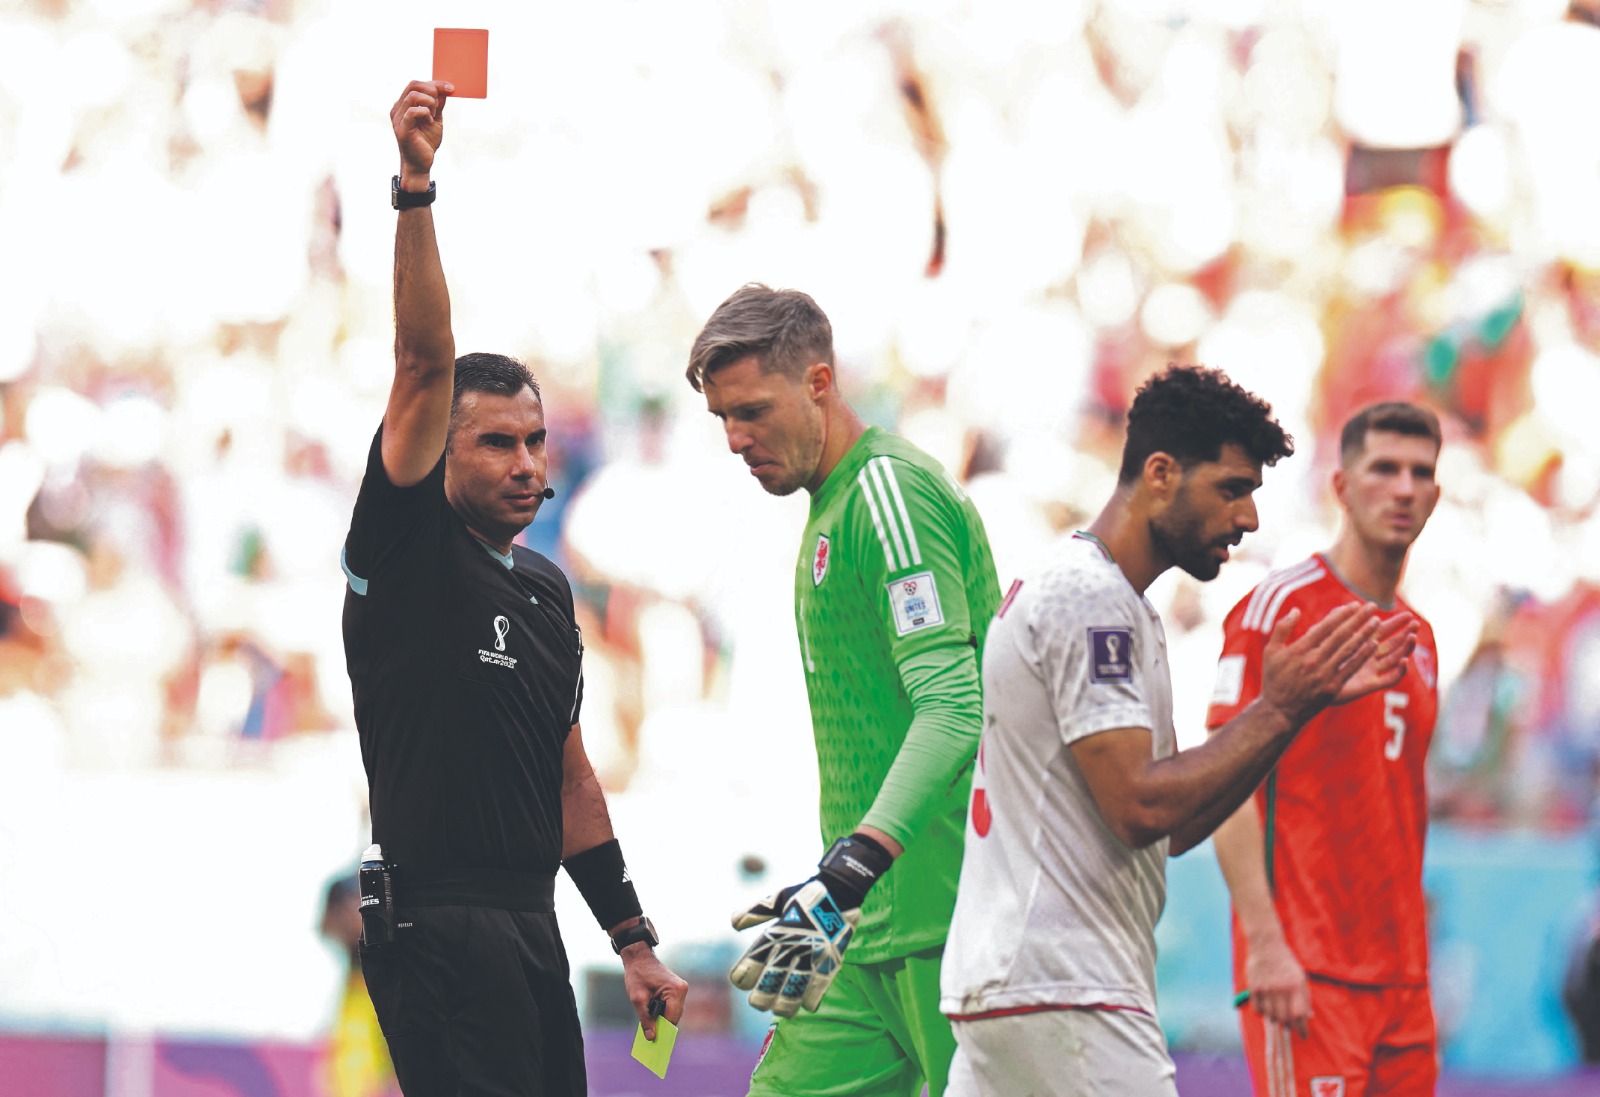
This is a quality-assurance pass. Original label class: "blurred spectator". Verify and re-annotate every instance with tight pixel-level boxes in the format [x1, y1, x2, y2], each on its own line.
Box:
[0, 0, 1597, 836]
[1323, 0, 1466, 202]
[1490, 0, 1600, 267]
[1431, 587, 1529, 824]
[317, 873, 397, 1097]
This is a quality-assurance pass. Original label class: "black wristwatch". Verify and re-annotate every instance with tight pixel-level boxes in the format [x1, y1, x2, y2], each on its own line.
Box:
[392, 175, 437, 210]
[610, 915, 658, 954]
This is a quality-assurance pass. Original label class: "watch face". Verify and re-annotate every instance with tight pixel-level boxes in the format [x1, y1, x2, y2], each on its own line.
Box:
[613, 917, 657, 952]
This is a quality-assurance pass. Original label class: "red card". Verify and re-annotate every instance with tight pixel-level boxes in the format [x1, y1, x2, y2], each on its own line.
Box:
[433, 28, 488, 99]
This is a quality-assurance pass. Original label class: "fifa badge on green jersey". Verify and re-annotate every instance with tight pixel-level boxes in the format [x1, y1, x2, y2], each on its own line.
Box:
[812, 534, 830, 586]
[887, 571, 943, 635]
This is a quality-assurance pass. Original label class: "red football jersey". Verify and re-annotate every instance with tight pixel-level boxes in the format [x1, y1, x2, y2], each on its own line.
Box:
[1206, 555, 1437, 987]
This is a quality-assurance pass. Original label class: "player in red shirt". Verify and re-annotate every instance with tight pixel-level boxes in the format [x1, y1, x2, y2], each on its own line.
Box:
[1207, 402, 1444, 1097]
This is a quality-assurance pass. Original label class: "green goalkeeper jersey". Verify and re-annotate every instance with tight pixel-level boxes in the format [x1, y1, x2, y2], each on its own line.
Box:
[795, 426, 1000, 964]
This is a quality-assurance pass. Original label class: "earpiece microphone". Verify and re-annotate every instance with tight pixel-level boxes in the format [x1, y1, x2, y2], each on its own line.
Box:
[540, 487, 556, 500]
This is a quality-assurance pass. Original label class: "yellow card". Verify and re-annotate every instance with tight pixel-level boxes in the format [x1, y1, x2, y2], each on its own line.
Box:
[630, 1016, 678, 1079]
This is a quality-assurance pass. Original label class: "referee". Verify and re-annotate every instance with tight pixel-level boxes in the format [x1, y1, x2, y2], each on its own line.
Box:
[339, 80, 687, 1096]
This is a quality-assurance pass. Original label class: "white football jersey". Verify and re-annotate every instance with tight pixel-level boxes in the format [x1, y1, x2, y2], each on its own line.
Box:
[941, 533, 1175, 1017]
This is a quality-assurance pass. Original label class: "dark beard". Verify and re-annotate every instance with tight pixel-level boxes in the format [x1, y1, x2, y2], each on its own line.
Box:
[1149, 503, 1224, 582]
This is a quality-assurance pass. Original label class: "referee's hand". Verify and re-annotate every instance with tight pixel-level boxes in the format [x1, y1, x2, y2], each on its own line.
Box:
[619, 944, 688, 1041]
[391, 80, 450, 180]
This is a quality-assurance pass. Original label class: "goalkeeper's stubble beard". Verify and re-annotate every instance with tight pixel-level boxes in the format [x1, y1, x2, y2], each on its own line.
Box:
[760, 401, 828, 498]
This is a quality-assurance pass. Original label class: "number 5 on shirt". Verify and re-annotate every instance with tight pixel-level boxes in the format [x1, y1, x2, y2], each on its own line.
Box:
[1382, 691, 1408, 761]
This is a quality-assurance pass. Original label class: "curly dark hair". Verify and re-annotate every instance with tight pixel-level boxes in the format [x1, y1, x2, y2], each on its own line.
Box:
[1118, 365, 1294, 484]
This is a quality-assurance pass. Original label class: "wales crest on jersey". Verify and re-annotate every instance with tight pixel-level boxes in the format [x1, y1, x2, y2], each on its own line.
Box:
[813, 534, 830, 586]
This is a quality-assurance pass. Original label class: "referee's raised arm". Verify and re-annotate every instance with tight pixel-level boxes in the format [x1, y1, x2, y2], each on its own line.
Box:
[383, 79, 456, 488]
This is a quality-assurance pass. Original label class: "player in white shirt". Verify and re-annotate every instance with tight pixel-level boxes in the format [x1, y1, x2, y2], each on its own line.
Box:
[941, 366, 1420, 1096]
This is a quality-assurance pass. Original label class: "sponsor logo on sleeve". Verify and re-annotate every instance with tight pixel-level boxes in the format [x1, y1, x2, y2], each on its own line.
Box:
[1211, 654, 1245, 706]
[887, 571, 944, 636]
[813, 534, 830, 586]
[1088, 628, 1133, 682]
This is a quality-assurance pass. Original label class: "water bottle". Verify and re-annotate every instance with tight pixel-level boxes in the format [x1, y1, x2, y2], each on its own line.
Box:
[358, 843, 395, 948]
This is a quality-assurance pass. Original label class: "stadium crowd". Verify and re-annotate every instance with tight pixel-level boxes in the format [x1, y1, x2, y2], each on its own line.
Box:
[1, 0, 1598, 900]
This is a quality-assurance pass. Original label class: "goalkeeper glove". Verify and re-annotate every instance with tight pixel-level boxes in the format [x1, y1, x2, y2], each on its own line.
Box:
[729, 833, 895, 1016]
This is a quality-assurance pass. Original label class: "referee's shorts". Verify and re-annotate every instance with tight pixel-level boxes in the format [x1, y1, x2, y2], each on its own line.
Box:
[360, 870, 584, 1097]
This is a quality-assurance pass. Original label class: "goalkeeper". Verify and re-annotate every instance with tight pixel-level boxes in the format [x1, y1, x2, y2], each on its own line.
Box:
[686, 284, 1002, 1097]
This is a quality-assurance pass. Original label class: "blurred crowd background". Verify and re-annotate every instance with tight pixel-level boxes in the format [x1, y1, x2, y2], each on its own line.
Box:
[3, 0, 1600, 1088]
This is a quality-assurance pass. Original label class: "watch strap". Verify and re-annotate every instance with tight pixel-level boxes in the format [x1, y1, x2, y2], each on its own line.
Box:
[610, 916, 658, 954]
[391, 175, 437, 210]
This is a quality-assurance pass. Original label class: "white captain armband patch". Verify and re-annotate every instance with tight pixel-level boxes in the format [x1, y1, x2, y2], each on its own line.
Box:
[1211, 654, 1245, 706]
[887, 571, 944, 636]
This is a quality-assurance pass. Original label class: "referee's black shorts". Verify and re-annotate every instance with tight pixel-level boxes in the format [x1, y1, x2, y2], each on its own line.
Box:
[362, 897, 584, 1097]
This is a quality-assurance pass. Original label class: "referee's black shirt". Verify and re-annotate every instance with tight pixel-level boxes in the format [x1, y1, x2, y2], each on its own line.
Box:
[341, 425, 584, 879]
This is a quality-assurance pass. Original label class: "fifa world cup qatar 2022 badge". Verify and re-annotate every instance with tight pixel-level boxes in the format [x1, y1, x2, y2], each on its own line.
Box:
[813, 534, 830, 586]
[1089, 627, 1133, 682]
[478, 613, 518, 669]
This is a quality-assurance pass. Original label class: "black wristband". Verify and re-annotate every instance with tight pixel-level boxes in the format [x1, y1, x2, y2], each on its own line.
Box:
[562, 839, 643, 929]
[816, 832, 895, 911]
[391, 175, 437, 210]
